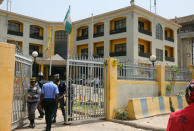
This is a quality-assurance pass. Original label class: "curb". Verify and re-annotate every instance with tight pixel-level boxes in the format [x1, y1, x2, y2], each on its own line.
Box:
[110, 119, 166, 131]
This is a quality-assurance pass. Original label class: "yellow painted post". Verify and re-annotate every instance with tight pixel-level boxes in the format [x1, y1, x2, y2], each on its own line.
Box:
[188, 65, 194, 79]
[106, 58, 118, 120]
[0, 42, 15, 131]
[156, 65, 165, 96]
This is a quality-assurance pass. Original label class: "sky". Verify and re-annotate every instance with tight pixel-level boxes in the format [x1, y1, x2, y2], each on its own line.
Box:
[0, 0, 194, 22]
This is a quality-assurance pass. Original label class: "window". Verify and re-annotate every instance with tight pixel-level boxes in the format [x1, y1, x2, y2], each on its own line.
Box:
[55, 31, 67, 41]
[156, 24, 163, 40]
[82, 28, 88, 36]
[115, 44, 126, 52]
[96, 24, 104, 33]
[96, 46, 104, 55]
[156, 49, 163, 61]
[138, 21, 144, 30]
[138, 44, 144, 53]
[115, 19, 126, 30]
[81, 48, 88, 56]
[29, 45, 40, 56]
[165, 50, 168, 57]
[8, 21, 20, 32]
[30, 26, 40, 36]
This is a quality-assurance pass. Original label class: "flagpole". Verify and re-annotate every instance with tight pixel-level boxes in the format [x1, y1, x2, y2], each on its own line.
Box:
[49, 25, 54, 76]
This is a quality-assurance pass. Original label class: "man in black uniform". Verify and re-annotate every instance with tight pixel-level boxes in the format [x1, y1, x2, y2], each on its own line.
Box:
[52, 74, 66, 124]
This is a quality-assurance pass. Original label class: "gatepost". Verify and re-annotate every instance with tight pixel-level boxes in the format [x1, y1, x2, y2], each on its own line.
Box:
[0, 43, 15, 131]
[106, 58, 118, 120]
[156, 65, 165, 96]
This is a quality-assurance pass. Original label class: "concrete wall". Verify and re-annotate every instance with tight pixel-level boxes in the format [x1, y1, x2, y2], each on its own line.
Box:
[0, 42, 15, 131]
[117, 80, 158, 108]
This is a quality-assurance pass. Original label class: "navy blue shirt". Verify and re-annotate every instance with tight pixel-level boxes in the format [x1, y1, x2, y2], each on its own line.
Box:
[56, 81, 66, 95]
[41, 81, 59, 99]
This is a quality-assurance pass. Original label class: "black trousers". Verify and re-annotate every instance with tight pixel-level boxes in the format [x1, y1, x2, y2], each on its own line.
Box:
[53, 96, 65, 119]
[43, 99, 55, 131]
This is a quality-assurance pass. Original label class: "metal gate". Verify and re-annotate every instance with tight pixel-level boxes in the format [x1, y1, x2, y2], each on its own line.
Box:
[12, 53, 32, 130]
[65, 58, 106, 123]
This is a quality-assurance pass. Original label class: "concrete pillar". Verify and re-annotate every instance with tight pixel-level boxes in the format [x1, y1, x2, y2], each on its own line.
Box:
[156, 65, 165, 96]
[104, 20, 110, 58]
[106, 58, 118, 120]
[0, 42, 15, 131]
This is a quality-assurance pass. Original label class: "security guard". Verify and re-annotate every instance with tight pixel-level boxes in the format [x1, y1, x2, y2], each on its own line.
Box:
[40, 75, 59, 131]
[52, 74, 66, 124]
[27, 77, 41, 128]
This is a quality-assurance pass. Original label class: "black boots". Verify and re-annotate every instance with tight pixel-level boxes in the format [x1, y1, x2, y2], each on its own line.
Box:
[29, 120, 35, 128]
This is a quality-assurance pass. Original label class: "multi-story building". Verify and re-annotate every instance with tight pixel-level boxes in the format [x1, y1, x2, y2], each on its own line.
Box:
[0, 9, 74, 78]
[172, 15, 194, 68]
[73, 5, 180, 65]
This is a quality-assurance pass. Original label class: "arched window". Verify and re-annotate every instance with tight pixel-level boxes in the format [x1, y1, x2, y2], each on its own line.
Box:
[156, 24, 163, 40]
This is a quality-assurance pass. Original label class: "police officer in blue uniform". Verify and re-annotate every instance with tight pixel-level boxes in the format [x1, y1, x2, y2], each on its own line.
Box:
[40, 76, 59, 131]
[27, 77, 41, 128]
[52, 74, 66, 124]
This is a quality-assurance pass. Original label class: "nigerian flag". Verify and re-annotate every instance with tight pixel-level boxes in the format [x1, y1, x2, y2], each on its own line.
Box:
[64, 6, 72, 34]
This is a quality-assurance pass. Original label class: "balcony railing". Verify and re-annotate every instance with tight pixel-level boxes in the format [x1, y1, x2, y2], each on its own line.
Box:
[165, 37, 174, 42]
[30, 34, 43, 40]
[93, 32, 104, 38]
[138, 28, 152, 36]
[165, 56, 175, 62]
[93, 54, 104, 58]
[138, 52, 151, 58]
[7, 30, 23, 36]
[110, 51, 126, 57]
[110, 27, 126, 35]
[77, 35, 88, 41]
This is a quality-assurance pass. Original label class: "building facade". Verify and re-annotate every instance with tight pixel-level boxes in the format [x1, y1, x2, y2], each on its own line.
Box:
[73, 5, 180, 65]
[0, 9, 74, 78]
[172, 15, 194, 68]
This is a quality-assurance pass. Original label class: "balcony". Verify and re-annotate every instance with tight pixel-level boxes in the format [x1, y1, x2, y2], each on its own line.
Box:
[77, 35, 88, 41]
[165, 37, 174, 42]
[93, 54, 104, 58]
[93, 32, 104, 38]
[110, 51, 126, 57]
[110, 27, 126, 35]
[7, 30, 23, 36]
[165, 56, 175, 62]
[138, 52, 151, 58]
[30, 34, 43, 40]
[138, 28, 152, 36]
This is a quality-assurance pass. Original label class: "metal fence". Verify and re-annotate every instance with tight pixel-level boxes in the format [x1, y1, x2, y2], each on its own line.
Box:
[117, 62, 157, 81]
[165, 67, 192, 81]
[65, 58, 106, 123]
[12, 53, 32, 130]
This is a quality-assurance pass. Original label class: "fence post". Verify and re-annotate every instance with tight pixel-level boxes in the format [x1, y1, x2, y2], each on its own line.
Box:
[156, 65, 165, 96]
[0, 43, 15, 131]
[106, 58, 118, 120]
[188, 65, 194, 79]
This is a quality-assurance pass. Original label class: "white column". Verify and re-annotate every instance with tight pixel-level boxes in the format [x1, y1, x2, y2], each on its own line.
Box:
[104, 19, 110, 58]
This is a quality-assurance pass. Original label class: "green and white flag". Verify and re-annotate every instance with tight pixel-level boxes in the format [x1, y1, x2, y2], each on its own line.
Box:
[64, 6, 72, 34]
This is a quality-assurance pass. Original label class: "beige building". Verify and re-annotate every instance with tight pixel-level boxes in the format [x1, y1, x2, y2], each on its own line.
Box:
[172, 15, 194, 68]
[73, 5, 180, 65]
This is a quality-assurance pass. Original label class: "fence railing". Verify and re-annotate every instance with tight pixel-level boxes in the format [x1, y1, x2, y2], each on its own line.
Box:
[117, 63, 157, 81]
[12, 52, 32, 130]
[165, 67, 192, 81]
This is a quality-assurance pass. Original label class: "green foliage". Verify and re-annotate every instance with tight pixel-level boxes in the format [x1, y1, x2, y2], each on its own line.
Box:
[118, 62, 123, 69]
[171, 66, 178, 73]
[176, 89, 185, 96]
[166, 84, 172, 92]
[115, 109, 128, 120]
[104, 60, 108, 66]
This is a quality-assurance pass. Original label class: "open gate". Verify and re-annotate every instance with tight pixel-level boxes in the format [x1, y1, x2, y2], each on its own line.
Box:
[65, 58, 106, 123]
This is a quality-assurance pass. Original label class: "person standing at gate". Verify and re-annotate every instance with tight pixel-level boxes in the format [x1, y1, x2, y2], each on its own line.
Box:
[40, 75, 59, 131]
[52, 74, 66, 124]
[27, 77, 41, 128]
